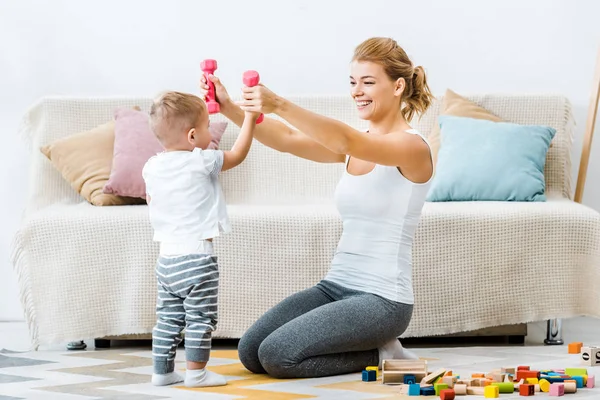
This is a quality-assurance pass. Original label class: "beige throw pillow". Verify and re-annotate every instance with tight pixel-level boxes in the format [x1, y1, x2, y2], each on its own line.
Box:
[429, 89, 503, 166]
[40, 112, 146, 206]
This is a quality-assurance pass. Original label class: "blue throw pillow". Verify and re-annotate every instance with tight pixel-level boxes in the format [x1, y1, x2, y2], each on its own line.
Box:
[426, 115, 556, 202]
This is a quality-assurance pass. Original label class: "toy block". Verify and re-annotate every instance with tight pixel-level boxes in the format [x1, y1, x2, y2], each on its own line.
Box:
[525, 377, 539, 385]
[484, 385, 499, 398]
[539, 378, 551, 392]
[381, 359, 427, 385]
[565, 367, 587, 377]
[420, 386, 436, 396]
[502, 367, 516, 374]
[472, 373, 485, 378]
[519, 383, 535, 396]
[466, 386, 485, 395]
[568, 341, 583, 353]
[434, 383, 448, 395]
[441, 376, 455, 387]
[517, 365, 530, 371]
[516, 370, 540, 381]
[534, 384, 540, 392]
[362, 369, 376, 382]
[572, 376, 584, 388]
[563, 381, 577, 393]
[365, 366, 378, 378]
[407, 383, 420, 396]
[554, 369, 565, 374]
[440, 388, 455, 400]
[403, 374, 416, 385]
[421, 368, 446, 385]
[549, 383, 564, 396]
[453, 383, 467, 395]
[587, 375, 595, 388]
[504, 374, 514, 382]
[491, 382, 514, 393]
[483, 379, 493, 386]
[444, 370, 453, 376]
[581, 346, 600, 366]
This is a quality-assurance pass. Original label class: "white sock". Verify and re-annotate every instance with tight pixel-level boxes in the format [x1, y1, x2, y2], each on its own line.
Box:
[378, 338, 419, 368]
[185, 368, 227, 387]
[152, 371, 184, 386]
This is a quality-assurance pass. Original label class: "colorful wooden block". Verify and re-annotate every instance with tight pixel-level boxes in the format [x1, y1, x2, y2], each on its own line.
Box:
[517, 366, 530, 371]
[539, 378, 551, 392]
[525, 378, 539, 385]
[572, 376, 584, 388]
[502, 367, 516, 374]
[549, 383, 564, 396]
[587, 375, 595, 388]
[472, 373, 485, 378]
[365, 366, 378, 378]
[566, 367, 588, 377]
[362, 369, 376, 382]
[581, 346, 600, 366]
[403, 374, 416, 385]
[484, 385, 499, 398]
[568, 342, 583, 354]
[407, 383, 420, 396]
[491, 382, 514, 393]
[516, 370, 540, 382]
[563, 381, 577, 393]
[440, 388, 455, 400]
[434, 383, 449, 395]
[453, 383, 467, 395]
[519, 383, 534, 396]
[420, 386, 435, 396]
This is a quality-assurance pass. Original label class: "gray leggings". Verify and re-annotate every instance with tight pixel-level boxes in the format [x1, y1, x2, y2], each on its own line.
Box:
[238, 279, 413, 378]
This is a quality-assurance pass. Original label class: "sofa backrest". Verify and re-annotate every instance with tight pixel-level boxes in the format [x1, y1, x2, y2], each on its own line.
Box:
[19, 94, 574, 211]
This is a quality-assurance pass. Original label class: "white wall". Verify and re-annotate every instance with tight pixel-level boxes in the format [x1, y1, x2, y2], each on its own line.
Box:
[1, 0, 599, 320]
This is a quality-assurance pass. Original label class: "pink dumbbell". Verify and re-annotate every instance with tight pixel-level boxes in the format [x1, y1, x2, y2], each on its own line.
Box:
[243, 70, 264, 124]
[200, 59, 220, 114]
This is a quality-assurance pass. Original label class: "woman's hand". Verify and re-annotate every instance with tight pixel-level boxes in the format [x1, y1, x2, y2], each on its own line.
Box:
[237, 84, 282, 115]
[199, 74, 233, 109]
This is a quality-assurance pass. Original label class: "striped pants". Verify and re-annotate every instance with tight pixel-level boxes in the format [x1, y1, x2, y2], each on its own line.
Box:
[152, 253, 219, 374]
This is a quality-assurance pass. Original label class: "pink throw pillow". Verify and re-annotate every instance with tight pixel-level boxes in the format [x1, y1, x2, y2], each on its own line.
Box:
[103, 107, 228, 199]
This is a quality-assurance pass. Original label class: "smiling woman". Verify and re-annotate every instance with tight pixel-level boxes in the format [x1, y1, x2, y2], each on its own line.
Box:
[198, 36, 434, 379]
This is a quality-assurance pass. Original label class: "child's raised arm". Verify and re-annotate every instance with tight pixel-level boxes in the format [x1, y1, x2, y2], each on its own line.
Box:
[221, 112, 259, 171]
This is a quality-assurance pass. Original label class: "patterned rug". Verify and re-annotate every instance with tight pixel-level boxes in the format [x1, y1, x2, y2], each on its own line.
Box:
[0, 345, 598, 399]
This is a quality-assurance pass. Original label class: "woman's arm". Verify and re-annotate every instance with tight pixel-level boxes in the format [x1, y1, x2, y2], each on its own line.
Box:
[200, 75, 344, 164]
[220, 101, 345, 164]
[239, 85, 432, 177]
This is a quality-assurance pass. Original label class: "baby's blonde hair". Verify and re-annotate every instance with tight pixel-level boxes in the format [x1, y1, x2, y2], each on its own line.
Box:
[149, 91, 206, 144]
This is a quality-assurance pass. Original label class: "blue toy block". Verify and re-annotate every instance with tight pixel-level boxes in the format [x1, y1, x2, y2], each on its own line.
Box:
[404, 374, 416, 385]
[407, 383, 420, 395]
[573, 376, 584, 388]
[362, 369, 376, 382]
[420, 386, 436, 396]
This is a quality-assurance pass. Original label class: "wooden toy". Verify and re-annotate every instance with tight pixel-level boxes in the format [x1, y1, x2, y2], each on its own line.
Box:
[381, 359, 427, 385]
[572, 376, 584, 388]
[407, 383, 420, 396]
[502, 367, 516, 374]
[453, 383, 467, 395]
[549, 382, 565, 396]
[565, 367, 587, 377]
[491, 382, 514, 393]
[434, 383, 448, 395]
[581, 346, 600, 366]
[420, 386, 435, 396]
[420, 368, 446, 385]
[440, 388, 455, 400]
[539, 378, 551, 392]
[517, 370, 540, 381]
[588, 375, 595, 388]
[362, 369, 376, 382]
[563, 381, 577, 393]
[365, 366, 378, 378]
[441, 376, 455, 387]
[517, 365, 530, 371]
[466, 386, 485, 395]
[403, 374, 416, 384]
[568, 341, 583, 354]
[484, 385, 499, 398]
[519, 383, 535, 396]
[472, 373, 485, 378]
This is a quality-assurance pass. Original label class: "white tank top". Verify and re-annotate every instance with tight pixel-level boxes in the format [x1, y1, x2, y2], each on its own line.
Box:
[324, 129, 432, 304]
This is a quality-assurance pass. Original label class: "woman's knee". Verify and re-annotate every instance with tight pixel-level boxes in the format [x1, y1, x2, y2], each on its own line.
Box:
[257, 336, 298, 379]
[238, 332, 266, 374]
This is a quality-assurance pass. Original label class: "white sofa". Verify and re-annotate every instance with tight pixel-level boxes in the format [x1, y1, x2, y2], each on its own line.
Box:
[11, 94, 600, 349]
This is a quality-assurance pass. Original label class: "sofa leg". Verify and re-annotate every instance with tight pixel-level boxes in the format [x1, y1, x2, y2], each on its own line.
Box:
[544, 318, 564, 345]
[94, 339, 111, 349]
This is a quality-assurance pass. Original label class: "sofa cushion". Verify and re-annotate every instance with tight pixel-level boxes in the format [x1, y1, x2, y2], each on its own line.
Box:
[102, 108, 228, 199]
[428, 89, 504, 166]
[40, 113, 147, 206]
[427, 115, 556, 202]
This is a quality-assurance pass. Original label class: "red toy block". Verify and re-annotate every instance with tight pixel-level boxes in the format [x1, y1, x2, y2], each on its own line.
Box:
[440, 388, 455, 400]
[517, 366, 530, 371]
[517, 370, 540, 382]
[519, 384, 535, 396]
